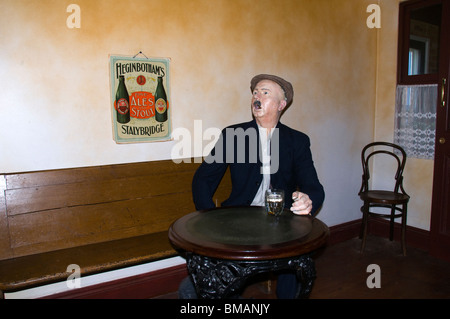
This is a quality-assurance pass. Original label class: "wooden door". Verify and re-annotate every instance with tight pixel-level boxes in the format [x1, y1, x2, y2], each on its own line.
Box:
[430, 0, 450, 262]
[399, 0, 450, 261]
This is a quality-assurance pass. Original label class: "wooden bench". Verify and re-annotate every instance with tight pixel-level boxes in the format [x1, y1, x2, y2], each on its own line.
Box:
[0, 159, 231, 298]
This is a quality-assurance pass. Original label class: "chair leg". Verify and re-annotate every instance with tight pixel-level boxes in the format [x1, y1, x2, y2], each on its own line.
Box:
[360, 202, 369, 253]
[359, 207, 365, 239]
[389, 205, 396, 241]
[401, 204, 407, 256]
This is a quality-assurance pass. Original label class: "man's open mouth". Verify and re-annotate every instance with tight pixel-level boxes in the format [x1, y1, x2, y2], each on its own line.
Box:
[253, 100, 261, 109]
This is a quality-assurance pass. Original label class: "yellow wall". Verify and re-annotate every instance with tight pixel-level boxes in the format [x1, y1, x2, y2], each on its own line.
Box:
[0, 0, 432, 230]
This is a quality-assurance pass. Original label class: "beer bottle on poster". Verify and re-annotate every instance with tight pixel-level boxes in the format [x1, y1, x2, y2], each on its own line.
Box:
[154, 76, 168, 122]
[115, 75, 130, 124]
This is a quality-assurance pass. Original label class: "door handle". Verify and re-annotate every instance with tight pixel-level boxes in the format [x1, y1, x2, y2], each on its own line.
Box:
[442, 78, 447, 107]
[439, 137, 446, 144]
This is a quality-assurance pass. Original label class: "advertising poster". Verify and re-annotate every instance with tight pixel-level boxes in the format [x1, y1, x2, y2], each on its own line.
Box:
[110, 55, 171, 143]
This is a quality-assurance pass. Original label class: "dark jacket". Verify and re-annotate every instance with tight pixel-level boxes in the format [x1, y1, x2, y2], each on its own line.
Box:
[192, 119, 325, 215]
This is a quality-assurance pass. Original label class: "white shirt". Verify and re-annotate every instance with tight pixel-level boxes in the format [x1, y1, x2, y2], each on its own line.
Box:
[251, 125, 274, 206]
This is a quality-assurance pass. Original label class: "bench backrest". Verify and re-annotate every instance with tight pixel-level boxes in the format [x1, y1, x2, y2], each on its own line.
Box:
[0, 159, 231, 261]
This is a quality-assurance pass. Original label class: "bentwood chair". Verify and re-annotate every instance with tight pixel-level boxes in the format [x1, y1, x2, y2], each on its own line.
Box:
[358, 142, 410, 256]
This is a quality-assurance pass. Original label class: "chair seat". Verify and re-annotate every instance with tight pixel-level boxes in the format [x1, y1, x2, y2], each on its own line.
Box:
[359, 190, 410, 204]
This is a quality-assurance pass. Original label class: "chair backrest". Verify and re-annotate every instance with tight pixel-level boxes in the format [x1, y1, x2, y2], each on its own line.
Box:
[358, 142, 408, 195]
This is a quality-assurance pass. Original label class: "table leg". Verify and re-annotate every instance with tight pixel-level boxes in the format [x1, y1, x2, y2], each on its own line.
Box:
[186, 254, 249, 299]
[293, 254, 316, 298]
[186, 253, 316, 299]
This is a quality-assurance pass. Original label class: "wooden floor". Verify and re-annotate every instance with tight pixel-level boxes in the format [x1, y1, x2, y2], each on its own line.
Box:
[308, 235, 450, 299]
[156, 235, 450, 299]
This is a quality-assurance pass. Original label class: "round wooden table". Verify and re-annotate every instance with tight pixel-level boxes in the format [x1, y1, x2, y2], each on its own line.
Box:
[169, 206, 329, 299]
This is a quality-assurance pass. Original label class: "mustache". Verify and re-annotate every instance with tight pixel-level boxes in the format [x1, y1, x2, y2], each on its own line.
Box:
[253, 100, 261, 108]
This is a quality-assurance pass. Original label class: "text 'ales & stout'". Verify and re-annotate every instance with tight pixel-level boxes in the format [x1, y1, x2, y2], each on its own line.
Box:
[154, 76, 168, 122]
[116, 75, 130, 124]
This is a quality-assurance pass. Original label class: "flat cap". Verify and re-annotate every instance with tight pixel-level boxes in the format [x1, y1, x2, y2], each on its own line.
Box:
[250, 74, 294, 106]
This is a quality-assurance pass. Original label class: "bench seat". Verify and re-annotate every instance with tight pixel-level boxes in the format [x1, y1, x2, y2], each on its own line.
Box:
[0, 159, 231, 298]
[0, 231, 175, 294]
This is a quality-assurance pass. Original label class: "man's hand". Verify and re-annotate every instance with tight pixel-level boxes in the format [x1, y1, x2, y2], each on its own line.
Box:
[290, 191, 313, 215]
